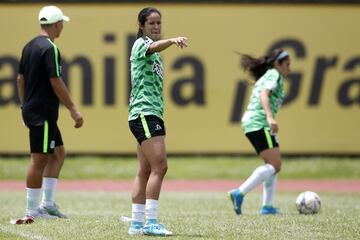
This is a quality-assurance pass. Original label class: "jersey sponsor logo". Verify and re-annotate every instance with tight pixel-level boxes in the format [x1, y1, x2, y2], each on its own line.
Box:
[152, 63, 163, 79]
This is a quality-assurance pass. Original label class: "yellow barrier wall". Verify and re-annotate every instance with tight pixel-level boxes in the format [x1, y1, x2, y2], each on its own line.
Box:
[0, 4, 359, 154]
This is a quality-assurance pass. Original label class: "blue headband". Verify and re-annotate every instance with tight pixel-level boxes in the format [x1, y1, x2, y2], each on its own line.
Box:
[276, 51, 289, 61]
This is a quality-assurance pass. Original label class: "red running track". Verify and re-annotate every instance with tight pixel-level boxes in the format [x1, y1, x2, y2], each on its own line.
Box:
[0, 180, 359, 192]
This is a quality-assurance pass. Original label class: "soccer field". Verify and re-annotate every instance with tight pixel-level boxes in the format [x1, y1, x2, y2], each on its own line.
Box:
[0, 191, 359, 240]
[1, 157, 359, 239]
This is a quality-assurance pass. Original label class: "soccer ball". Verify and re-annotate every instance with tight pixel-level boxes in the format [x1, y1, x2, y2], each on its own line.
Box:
[295, 191, 321, 214]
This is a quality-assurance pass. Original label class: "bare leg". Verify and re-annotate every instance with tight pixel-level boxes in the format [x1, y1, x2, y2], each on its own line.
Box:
[132, 144, 151, 204]
[140, 136, 168, 200]
[27, 153, 48, 188]
[43, 145, 65, 178]
[259, 147, 281, 173]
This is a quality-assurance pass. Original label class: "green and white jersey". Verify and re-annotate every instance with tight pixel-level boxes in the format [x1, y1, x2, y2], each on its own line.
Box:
[128, 36, 164, 121]
[241, 68, 285, 133]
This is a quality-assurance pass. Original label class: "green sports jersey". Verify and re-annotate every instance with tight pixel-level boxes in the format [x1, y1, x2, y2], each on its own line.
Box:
[128, 36, 164, 121]
[241, 68, 285, 133]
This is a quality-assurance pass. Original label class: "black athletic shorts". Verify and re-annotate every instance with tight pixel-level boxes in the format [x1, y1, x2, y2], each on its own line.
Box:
[245, 128, 279, 154]
[129, 114, 166, 145]
[28, 121, 63, 153]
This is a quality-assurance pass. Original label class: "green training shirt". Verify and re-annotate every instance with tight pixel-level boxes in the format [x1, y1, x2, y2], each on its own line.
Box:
[241, 68, 285, 133]
[128, 36, 164, 121]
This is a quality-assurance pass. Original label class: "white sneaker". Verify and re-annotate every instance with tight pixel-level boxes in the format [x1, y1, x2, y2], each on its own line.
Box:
[40, 203, 67, 218]
[143, 223, 173, 236]
[29, 208, 58, 219]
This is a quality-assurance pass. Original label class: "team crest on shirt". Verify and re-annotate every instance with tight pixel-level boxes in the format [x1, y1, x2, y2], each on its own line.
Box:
[152, 63, 163, 79]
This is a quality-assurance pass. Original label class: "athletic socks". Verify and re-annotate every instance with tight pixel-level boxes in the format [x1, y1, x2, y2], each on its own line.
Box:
[42, 177, 58, 207]
[25, 188, 41, 216]
[239, 164, 276, 195]
[263, 174, 277, 206]
[145, 199, 159, 224]
[131, 199, 159, 225]
[131, 203, 145, 224]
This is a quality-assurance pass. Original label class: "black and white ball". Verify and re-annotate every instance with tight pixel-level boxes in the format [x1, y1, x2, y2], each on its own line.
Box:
[295, 191, 321, 214]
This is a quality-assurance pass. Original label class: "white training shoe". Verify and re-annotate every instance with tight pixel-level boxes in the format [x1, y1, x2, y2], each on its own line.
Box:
[40, 203, 67, 218]
[142, 223, 173, 236]
[29, 208, 58, 219]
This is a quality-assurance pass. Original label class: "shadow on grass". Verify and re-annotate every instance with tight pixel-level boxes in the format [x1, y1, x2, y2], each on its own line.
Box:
[173, 233, 207, 238]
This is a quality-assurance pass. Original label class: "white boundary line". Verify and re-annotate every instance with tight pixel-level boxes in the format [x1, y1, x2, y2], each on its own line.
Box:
[0, 223, 49, 240]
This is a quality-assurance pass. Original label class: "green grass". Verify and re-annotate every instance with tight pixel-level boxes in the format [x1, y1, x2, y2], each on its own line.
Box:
[0, 156, 359, 180]
[0, 191, 359, 240]
[1, 157, 359, 239]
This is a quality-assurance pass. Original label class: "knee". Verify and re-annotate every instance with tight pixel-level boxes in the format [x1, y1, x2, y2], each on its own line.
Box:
[152, 160, 168, 176]
[53, 147, 66, 163]
[30, 154, 48, 169]
[57, 148, 66, 160]
[273, 162, 281, 173]
[31, 160, 48, 170]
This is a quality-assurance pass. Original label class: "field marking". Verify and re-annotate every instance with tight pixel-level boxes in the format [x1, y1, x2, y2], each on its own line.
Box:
[0, 223, 49, 240]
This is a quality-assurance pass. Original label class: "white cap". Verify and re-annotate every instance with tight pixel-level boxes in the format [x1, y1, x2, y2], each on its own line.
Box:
[38, 6, 70, 24]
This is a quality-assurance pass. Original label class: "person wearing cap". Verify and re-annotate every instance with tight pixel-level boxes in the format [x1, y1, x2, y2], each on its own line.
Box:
[228, 49, 290, 216]
[14, 6, 83, 224]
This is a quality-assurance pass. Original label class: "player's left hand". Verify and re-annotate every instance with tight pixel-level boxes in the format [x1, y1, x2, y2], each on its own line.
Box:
[172, 37, 188, 49]
[70, 107, 84, 128]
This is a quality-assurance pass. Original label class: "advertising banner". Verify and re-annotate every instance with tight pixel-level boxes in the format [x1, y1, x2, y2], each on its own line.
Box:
[0, 4, 359, 154]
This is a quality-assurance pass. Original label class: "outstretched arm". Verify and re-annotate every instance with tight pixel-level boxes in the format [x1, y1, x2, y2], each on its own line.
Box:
[147, 37, 188, 54]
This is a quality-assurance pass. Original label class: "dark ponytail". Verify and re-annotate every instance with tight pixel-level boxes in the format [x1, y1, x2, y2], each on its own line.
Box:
[239, 49, 288, 81]
[137, 7, 161, 38]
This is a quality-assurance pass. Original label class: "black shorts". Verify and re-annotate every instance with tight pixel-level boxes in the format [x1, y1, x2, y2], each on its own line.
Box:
[129, 114, 166, 145]
[245, 128, 279, 154]
[29, 121, 63, 153]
